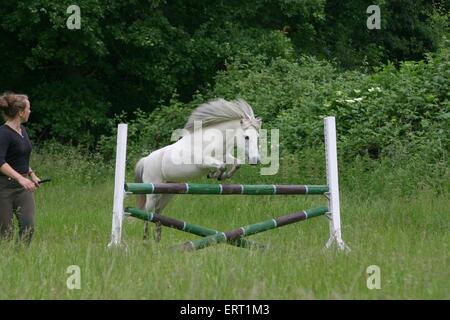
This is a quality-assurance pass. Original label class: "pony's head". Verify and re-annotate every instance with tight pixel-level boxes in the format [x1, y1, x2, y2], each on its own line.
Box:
[239, 116, 262, 165]
[184, 98, 263, 165]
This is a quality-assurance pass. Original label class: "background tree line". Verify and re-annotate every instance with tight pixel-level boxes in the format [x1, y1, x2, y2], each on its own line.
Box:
[0, 0, 448, 160]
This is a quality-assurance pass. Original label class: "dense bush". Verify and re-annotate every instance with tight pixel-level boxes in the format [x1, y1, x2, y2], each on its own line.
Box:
[317, 0, 450, 69]
[96, 36, 449, 172]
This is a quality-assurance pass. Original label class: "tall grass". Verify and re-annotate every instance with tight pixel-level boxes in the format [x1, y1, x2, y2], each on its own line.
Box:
[0, 144, 448, 299]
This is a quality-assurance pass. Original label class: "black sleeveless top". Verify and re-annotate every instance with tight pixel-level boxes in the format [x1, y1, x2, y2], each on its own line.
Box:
[0, 124, 32, 175]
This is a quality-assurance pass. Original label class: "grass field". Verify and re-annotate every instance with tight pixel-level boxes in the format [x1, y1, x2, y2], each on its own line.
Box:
[0, 147, 448, 299]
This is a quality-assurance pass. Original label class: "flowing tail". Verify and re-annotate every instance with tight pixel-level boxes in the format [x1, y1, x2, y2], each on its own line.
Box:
[135, 157, 146, 209]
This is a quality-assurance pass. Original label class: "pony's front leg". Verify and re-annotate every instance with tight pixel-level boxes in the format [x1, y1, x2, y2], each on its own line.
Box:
[220, 155, 242, 180]
[201, 156, 226, 179]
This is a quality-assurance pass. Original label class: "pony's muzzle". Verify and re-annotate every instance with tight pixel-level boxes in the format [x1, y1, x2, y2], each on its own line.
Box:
[249, 155, 261, 165]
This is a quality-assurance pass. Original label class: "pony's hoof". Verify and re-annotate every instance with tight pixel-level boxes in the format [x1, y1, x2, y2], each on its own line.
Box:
[153, 233, 162, 243]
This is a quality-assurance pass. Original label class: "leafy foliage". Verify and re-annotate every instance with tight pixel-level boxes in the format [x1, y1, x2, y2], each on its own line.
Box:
[97, 96, 191, 165]
[194, 39, 450, 162]
[0, 0, 448, 145]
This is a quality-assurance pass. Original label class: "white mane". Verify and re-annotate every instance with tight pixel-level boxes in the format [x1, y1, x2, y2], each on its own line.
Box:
[184, 98, 260, 131]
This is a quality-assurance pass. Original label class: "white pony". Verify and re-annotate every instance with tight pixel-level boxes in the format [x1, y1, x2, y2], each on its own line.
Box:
[135, 98, 262, 243]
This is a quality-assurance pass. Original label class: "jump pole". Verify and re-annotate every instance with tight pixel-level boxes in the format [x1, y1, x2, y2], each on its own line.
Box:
[125, 183, 328, 195]
[125, 207, 266, 249]
[177, 206, 329, 251]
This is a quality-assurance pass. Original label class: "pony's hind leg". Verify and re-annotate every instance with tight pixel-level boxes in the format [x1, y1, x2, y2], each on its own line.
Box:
[140, 198, 152, 246]
[153, 194, 175, 243]
[153, 221, 162, 243]
[143, 194, 158, 245]
[143, 221, 150, 246]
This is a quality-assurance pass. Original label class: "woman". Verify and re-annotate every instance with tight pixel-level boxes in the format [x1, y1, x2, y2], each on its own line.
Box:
[0, 92, 41, 246]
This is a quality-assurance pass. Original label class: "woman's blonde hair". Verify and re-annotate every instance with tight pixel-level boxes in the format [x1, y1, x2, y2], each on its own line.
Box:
[0, 92, 29, 119]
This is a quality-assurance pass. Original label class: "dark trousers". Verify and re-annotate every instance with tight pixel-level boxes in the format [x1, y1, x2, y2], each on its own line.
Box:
[0, 175, 36, 245]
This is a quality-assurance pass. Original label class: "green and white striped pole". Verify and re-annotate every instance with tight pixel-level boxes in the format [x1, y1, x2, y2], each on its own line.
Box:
[125, 183, 328, 195]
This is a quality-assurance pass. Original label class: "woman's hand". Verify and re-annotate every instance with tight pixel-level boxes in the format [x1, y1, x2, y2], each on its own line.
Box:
[30, 173, 41, 186]
[18, 176, 38, 192]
